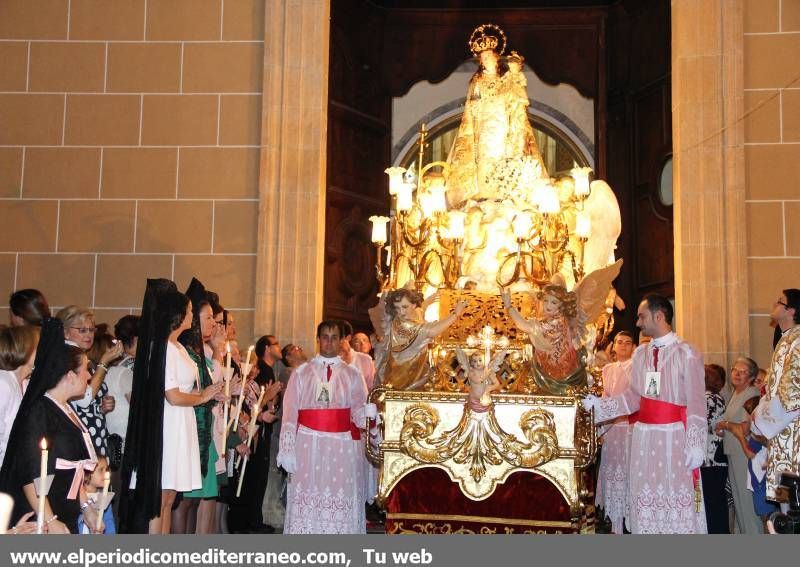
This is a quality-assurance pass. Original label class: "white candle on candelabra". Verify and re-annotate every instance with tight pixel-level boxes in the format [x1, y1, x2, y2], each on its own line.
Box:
[427, 184, 447, 214]
[369, 215, 390, 244]
[539, 184, 561, 214]
[37, 438, 47, 534]
[512, 212, 533, 239]
[384, 166, 406, 195]
[396, 182, 413, 212]
[571, 166, 593, 198]
[575, 212, 592, 239]
[446, 211, 466, 240]
[96, 471, 110, 532]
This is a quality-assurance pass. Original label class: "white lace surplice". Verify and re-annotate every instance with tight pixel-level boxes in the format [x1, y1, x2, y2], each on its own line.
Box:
[347, 353, 379, 505]
[595, 359, 633, 533]
[277, 357, 368, 534]
[595, 337, 708, 534]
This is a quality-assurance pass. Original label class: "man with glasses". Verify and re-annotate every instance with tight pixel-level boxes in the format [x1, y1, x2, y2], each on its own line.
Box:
[752, 289, 800, 500]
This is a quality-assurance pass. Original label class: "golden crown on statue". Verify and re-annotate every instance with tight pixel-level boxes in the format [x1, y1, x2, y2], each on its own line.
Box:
[468, 23, 506, 56]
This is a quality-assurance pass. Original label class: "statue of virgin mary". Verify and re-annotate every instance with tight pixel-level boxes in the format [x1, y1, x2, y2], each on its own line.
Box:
[445, 24, 548, 208]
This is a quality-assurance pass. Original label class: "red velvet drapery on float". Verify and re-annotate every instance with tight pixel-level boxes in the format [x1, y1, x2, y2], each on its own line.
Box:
[385, 468, 582, 534]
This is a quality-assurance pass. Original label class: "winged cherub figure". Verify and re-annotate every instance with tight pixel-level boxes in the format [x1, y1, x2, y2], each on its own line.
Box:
[501, 260, 623, 392]
[456, 348, 507, 411]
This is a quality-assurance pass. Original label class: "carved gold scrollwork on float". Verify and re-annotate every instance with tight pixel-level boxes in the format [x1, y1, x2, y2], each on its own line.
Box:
[399, 403, 559, 483]
[495, 408, 558, 468]
[572, 405, 596, 468]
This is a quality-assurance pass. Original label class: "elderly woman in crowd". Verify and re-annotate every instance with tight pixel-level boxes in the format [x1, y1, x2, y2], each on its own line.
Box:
[715, 357, 762, 534]
[56, 306, 123, 457]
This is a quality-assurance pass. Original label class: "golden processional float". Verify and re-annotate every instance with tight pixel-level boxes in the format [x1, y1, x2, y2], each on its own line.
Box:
[366, 24, 623, 533]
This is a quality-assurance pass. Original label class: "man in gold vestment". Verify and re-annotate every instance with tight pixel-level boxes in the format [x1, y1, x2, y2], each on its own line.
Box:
[753, 289, 800, 499]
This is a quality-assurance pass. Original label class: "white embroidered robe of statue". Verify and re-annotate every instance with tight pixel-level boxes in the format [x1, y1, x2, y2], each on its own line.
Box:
[277, 356, 368, 533]
[593, 333, 708, 534]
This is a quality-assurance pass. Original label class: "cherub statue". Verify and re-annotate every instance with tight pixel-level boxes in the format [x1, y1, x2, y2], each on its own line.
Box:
[456, 349, 506, 411]
[501, 260, 623, 393]
[369, 288, 467, 391]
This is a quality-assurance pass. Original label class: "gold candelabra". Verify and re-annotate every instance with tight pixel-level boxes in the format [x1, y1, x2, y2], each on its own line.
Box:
[496, 177, 592, 290]
[372, 124, 464, 291]
[371, 123, 596, 293]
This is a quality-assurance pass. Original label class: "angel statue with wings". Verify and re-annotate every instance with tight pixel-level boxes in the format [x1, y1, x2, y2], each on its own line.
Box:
[369, 288, 467, 391]
[456, 349, 507, 411]
[502, 260, 623, 394]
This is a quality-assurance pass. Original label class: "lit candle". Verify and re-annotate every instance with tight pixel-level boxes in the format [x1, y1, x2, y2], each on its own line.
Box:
[512, 212, 533, 239]
[396, 182, 413, 212]
[96, 471, 110, 532]
[37, 438, 47, 534]
[571, 166, 593, 198]
[384, 166, 406, 195]
[427, 184, 447, 214]
[225, 341, 232, 373]
[575, 212, 592, 239]
[241, 345, 254, 379]
[446, 210, 466, 240]
[231, 346, 254, 433]
[539, 184, 561, 214]
[369, 215, 390, 244]
[530, 178, 551, 209]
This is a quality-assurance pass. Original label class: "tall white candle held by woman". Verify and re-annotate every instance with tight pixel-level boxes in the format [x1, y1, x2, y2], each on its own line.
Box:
[36, 438, 47, 534]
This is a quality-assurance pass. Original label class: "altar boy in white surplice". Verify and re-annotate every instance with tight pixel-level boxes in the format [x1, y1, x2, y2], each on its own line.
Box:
[584, 294, 707, 534]
[277, 320, 375, 534]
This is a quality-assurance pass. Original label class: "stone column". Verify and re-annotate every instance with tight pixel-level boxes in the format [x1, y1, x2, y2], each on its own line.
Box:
[254, 0, 330, 349]
[671, 0, 748, 367]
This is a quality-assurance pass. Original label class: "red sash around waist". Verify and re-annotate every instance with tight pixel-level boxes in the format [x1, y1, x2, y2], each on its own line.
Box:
[637, 397, 686, 425]
[298, 408, 360, 440]
[635, 398, 700, 484]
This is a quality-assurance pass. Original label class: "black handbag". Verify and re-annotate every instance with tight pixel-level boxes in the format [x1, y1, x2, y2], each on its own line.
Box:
[106, 433, 123, 471]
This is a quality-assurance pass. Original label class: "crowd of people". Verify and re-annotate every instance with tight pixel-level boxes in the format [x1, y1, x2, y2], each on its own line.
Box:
[590, 290, 800, 534]
[1, 283, 798, 536]
[0, 282, 379, 535]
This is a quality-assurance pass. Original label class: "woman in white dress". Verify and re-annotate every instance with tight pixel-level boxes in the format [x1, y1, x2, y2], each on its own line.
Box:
[595, 331, 635, 533]
[152, 292, 222, 534]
